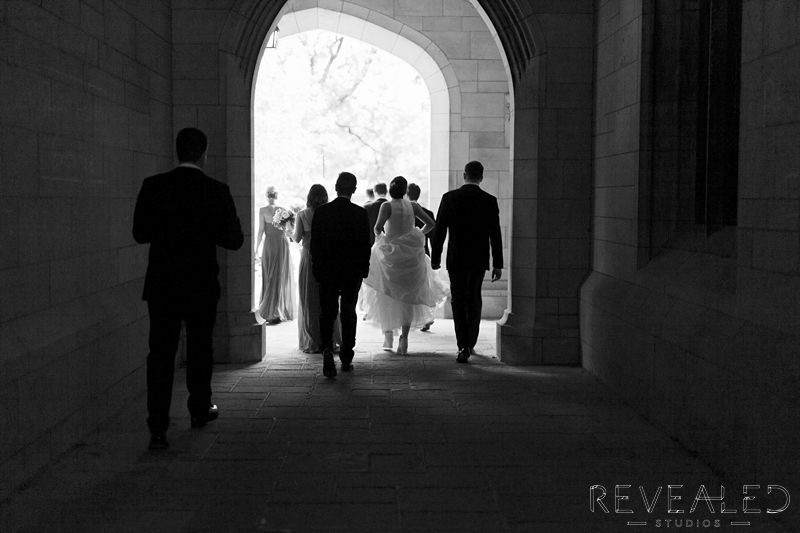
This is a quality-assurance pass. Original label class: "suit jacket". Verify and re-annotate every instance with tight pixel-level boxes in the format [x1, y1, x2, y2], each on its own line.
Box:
[364, 197, 387, 245]
[412, 202, 435, 256]
[132, 166, 244, 301]
[430, 183, 503, 271]
[311, 196, 371, 283]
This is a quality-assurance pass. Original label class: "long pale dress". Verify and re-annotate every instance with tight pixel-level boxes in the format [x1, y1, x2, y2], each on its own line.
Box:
[293, 208, 340, 352]
[361, 198, 448, 331]
[257, 206, 294, 322]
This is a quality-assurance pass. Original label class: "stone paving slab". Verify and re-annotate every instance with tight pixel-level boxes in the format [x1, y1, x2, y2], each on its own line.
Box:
[0, 320, 791, 532]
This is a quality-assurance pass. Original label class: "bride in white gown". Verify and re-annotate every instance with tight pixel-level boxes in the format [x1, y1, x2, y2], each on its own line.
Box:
[361, 176, 449, 354]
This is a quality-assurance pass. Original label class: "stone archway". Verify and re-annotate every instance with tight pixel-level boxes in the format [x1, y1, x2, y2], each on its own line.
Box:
[210, 0, 523, 362]
[184, 0, 591, 367]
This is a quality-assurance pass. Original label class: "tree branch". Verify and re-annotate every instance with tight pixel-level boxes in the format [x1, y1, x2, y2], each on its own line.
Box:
[334, 57, 373, 106]
[335, 121, 386, 157]
[320, 36, 344, 84]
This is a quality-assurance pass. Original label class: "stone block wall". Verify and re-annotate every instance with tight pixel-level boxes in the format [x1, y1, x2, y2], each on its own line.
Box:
[582, 0, 800, 483]
[498, 0, 594, 365]
[171, 3, 263, 362]
[591, 0, 643, 277]
[0, 0, 173, 498]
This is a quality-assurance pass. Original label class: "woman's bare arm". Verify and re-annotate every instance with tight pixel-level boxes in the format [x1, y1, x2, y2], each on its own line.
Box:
[292, 210, 305, 244]
[412, 202, 435, 234]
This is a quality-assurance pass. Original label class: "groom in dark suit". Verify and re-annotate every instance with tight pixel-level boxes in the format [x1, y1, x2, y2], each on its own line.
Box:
[133, 128, 244, 449]
[431, 161, 503, 363]
[311, 172, 371, 378]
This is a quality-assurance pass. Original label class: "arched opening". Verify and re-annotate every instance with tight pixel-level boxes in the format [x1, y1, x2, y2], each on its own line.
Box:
[252, 8, 464, 357]
[252, 27, 434, 319]
[219, 0, 525, 363]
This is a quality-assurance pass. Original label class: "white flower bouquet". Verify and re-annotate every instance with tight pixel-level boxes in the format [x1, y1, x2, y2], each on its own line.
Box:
[272, 207, 295, 237]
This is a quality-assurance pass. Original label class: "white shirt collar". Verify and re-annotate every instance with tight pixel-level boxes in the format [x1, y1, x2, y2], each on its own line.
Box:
[178, 162, 203, 171]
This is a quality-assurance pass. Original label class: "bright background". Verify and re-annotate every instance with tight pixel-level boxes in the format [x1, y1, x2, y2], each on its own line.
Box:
[253, 28, 432, 212]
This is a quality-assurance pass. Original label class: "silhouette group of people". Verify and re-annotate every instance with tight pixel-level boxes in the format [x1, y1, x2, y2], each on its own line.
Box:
[133, 128, 503, 449]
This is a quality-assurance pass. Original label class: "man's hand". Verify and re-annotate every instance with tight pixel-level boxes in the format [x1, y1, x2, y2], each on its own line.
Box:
[491, 268, 501, 282]
[431, 263, 440, 270]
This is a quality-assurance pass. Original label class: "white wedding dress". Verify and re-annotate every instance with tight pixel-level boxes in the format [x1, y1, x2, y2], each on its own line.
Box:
[361, 198, 448, 331]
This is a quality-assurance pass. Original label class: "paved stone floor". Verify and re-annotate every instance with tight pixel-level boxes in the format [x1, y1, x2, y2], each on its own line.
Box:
[1, 320, 789, 532]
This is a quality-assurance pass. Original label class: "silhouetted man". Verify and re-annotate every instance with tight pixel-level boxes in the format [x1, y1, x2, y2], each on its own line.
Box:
[311, 172, 371, 378]
[364, 182, 388, 245]
[133, 128, 243, 449]
[430, 161, 503, 363]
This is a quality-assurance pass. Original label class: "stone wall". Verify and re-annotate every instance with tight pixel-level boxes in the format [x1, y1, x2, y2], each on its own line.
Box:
[171, 2, 261, 363]
[0, 0, 172, 497]
[582, 0, 800, 482]
[497, 0, 594, 365]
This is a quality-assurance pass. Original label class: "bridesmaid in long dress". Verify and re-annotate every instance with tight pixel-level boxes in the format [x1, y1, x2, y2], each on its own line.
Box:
[293, 184, 340, 352]
[255, 186, 294, 324]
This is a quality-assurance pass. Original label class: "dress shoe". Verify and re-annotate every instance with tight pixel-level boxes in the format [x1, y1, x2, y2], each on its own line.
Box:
[148, 433, 169, 450]
[456, 347, 471, 363]
[323, 349, 337, 378]
[191, 404, 219, 428]
[397, 335, 408, 355]
[340, 351, 354, 372]
[420, 321, 433, 332]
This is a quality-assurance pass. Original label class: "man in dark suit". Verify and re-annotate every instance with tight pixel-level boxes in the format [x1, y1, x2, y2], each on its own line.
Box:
[430, 161, 503, 363]
[364, 182, 388, 245]
[311, 172, 371, 378]
[133, 128, 244, 449]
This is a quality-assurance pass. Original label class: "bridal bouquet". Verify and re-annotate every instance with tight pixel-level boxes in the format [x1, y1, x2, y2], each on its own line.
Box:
[272, 207, 295, 237]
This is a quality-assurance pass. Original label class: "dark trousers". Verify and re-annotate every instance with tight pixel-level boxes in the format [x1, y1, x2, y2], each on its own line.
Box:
[448, 269, 485, 350]
[319, 276, 362, 361]
[146, 297, 217, 434]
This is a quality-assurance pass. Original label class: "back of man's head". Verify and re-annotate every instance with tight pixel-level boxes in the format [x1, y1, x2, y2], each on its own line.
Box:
[336, 172, 357, 196]
[374, 182, 388, 196]
[365, 188, 375, 199]
[176, 127, 208, 163]
[464, 160, 484, 182]
[407, 183, 421, 201]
